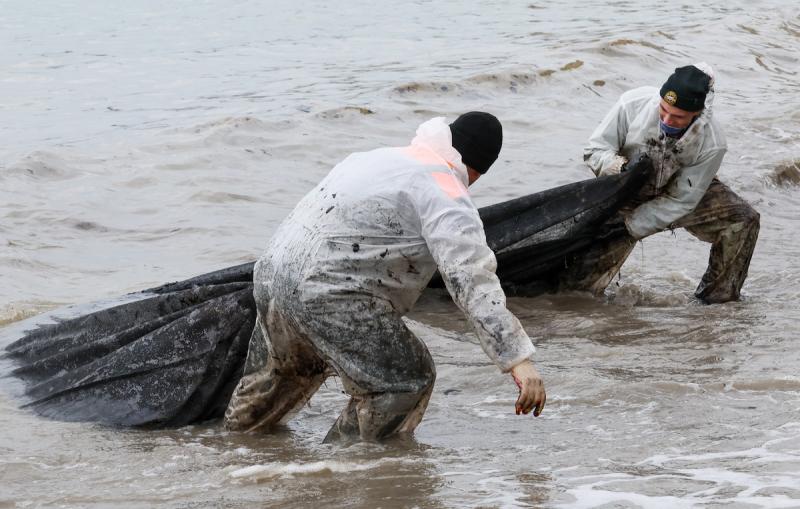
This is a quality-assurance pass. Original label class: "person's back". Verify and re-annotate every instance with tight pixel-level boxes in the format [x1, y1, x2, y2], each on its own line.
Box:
[227, 114, 546, 441]
[260, 144, 464, 314]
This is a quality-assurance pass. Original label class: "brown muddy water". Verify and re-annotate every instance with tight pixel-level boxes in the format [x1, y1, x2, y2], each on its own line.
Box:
[2, 1, 800, 507]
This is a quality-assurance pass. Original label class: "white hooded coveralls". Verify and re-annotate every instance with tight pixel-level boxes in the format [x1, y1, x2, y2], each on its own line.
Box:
[584, 85, 727, 239]
[225, 118, 535, 439]
[569, 68, 759, 303]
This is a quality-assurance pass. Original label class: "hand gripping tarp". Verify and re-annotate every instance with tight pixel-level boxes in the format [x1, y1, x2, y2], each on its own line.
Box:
[2, 155, 652, 427]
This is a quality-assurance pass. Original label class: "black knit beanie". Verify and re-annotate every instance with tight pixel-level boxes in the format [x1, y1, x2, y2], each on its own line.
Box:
[449, 112, 503, 174]
[660, 65, 711, 112]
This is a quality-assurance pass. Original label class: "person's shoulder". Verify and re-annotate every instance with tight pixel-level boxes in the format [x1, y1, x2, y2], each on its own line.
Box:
[347, 145, 400, 161]
[702, 116, 727, 151]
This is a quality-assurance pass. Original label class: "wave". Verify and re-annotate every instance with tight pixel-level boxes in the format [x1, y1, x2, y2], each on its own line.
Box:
[4, 151, 84, 181]
[391, 62, 593, 98]
[315, 106, 375, 120]
[608, 283, 692, 308]
[0, 301, 59, 327]
[607, 39, 667, 51]
[187, 191, 260, 204]
[228, 458, 404, 482]
[585, 34, 683, 60]
[136, 116, 284, 155]
[767, 160, 800, 187]
[187, 116, 272, 134]
[780, 20, 800, 39]
[391, 80, 464, 95]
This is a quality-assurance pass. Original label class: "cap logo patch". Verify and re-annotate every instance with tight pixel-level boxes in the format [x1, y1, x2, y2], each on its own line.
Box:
[664, 90, 678, 106]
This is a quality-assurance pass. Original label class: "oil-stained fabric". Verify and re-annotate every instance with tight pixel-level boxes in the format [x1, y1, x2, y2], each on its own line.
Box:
[670, 179, 760, 303]
[223, 270, 436, 439]
[225, 117, 534, 438]
[222, 302, 328, 433]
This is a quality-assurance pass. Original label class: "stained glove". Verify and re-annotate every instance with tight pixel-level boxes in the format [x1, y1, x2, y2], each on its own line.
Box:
[510, 360, 546, 416]
[598, 155, 628, 177]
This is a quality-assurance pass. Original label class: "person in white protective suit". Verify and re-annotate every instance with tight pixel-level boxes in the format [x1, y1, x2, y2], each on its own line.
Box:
[560, 64, 759, 303]
[224, 112, 546, 441]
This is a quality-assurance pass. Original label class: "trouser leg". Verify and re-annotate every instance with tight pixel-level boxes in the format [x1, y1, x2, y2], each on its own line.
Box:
[301, 297, 436, 442]
[223, 300, 327, 433]
[324, 380, 435, 442]
[671, 179, 760, 303]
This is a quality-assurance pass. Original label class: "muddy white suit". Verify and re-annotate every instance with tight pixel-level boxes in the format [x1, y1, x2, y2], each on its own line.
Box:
[563, 70, 760, 303]
[224, 118, 535, 440]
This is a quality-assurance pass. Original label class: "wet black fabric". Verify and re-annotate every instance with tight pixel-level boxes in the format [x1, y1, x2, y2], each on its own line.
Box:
[3, 156, 653, 427]
[4, 282, 255, 426]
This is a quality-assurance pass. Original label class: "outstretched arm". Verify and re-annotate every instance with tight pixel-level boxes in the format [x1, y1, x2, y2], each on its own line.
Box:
[412, 171, 546, 416]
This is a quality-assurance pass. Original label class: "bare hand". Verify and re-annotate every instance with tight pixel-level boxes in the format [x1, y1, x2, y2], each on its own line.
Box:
[510, 360, 546, 416]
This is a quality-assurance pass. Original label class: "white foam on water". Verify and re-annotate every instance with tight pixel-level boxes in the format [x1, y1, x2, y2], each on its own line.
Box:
[472, 474, 544, 509]
[557, 434, 800, 507]
[440, 469, 502, 477]
[472, 409, 510, 420]
[435, 470, 549, 509]
[559, 481, 697, 509]
[639, 433, 800, 468]
[227, 457, 401, 481]
[560, 472, 800, 509]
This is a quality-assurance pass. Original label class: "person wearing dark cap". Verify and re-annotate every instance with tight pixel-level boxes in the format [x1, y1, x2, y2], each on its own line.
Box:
[224, 114, 546, 441]
[565, 63, 759, 303]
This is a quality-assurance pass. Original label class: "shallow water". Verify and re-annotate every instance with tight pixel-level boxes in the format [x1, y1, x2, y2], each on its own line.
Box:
[2, 1, 800, 507]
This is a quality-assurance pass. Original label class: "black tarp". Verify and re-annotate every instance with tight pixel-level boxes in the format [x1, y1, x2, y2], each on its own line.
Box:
[2, 156, 652, 427]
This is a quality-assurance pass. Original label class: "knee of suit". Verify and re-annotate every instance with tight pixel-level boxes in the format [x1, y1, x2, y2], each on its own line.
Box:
[736, 205, 761, 239]
[412, 351, 437, 393]
[393, 365, 436, 396]
[386, 355, 436, 396]
[727, 203, 760, 236]
[416, 367, 436, 394]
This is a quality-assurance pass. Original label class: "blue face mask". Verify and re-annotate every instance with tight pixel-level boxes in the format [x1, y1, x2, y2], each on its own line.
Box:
[659, 120, 687, 138]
